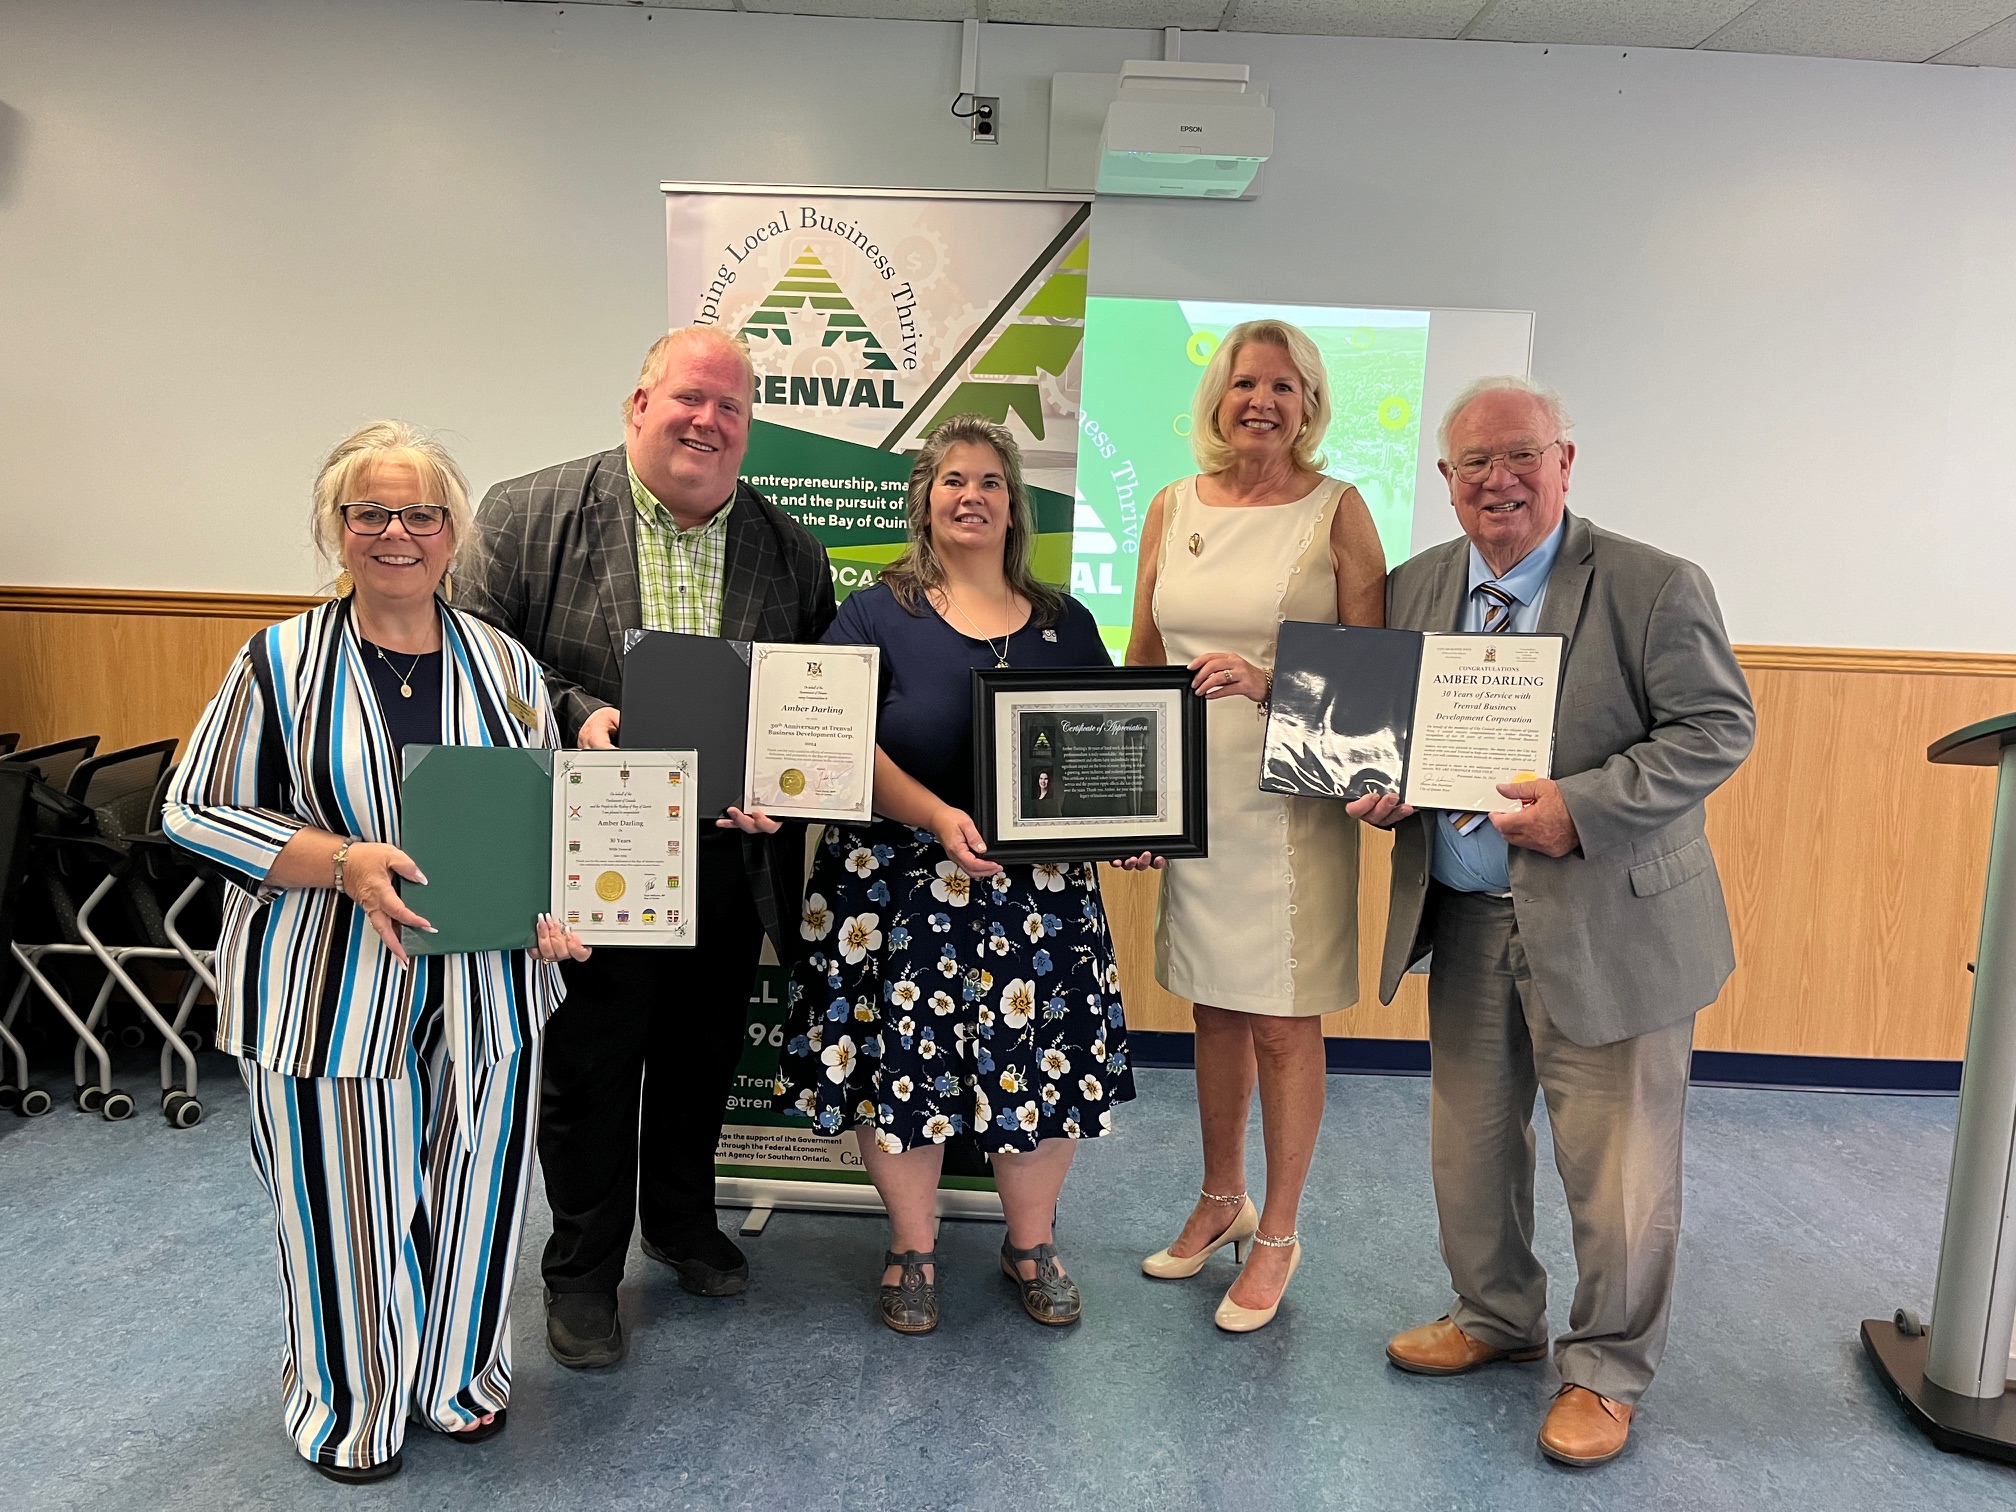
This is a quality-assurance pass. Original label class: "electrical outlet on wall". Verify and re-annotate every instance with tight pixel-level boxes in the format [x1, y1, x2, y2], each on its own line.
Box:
[969, 96, 999, 144]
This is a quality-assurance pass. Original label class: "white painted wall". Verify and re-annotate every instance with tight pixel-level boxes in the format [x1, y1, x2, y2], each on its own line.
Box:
[4, 0, 2013, 650]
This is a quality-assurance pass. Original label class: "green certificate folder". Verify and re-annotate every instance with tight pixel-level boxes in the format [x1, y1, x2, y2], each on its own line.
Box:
[399, 746, 554, 956]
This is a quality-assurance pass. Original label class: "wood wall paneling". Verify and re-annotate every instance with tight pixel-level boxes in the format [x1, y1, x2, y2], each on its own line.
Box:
[1109, 655, 2015, 1062]
[5, 589, 2012, 1063]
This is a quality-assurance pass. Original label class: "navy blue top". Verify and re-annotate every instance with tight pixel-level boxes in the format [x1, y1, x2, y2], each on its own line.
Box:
[826, 583, 1111, 813]
[360, 640, 444, 756]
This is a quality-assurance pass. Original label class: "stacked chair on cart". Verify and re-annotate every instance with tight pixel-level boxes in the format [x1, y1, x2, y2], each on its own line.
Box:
[0, 764, 54, 1117]
[2, 737, 221, 1126]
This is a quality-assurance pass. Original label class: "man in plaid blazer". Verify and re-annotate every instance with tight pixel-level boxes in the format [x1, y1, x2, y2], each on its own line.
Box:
[461, 327, 835, 1369]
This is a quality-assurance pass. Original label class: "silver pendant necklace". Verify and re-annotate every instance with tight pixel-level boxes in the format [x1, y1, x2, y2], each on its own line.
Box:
[374, 643, 426, 699]
[939, 588, 1012, 667]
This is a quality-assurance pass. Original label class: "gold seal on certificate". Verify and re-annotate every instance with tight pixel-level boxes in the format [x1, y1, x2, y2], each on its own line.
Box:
[553, 751, 699, 946]
[743, 643, 880, 823]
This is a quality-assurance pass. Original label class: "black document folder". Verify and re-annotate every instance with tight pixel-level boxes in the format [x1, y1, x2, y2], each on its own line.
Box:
[619, 630, 750, 821]
[1261, 623, 1420, 802]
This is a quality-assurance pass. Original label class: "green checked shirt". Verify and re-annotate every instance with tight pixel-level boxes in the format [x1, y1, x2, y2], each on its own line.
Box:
[629, 457, 729, 637]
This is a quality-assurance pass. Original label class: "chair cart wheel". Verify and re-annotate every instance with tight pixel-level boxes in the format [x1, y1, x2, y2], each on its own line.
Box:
[1894, 1308, 1925, 1337]
[119, 1024, 147, 1051]
[100, 1089, 135, 1121]
[77, 1084, 105, 1113]
[180, 1030, 203, 1053]
[0, 1084, 18, 1112]
[163, 1091, 203, 1128]
[18, 1087, 52, 1118]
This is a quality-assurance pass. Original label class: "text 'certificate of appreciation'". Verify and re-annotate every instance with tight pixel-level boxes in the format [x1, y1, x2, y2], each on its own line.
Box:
[1401, 634, 1564, 814]
[744, 643, 879, 824]
[553, 750, 699, 947]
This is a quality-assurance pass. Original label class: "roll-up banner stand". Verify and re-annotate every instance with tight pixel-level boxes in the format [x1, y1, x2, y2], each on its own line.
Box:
[666, 183, 1093, 1225]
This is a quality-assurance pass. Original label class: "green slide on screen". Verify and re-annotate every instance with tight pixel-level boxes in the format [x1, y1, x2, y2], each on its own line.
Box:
[398, 745, 554, 956]
[1071, 298, 1431, 659]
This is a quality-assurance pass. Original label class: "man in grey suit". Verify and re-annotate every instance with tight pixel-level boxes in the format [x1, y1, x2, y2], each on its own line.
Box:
[461, 327, 835, 1369]
[1348, 377, 1754, 1466]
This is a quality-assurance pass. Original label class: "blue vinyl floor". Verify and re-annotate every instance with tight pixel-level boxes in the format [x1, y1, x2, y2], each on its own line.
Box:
[2, 1052, 2011, 1511]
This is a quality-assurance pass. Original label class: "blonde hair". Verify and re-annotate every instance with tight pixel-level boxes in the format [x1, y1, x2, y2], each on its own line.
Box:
[622, 325, 758, 424]
[1436, 375, 1574, 457]
[310, 421, 473, 587]
[878, 414, 1064, 628]
[1189, 319, 1331, 475]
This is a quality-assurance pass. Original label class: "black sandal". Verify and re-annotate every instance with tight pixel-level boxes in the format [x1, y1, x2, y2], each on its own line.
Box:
[880, 1249, 940, 1335]
[1000, 1239, 1082, 1326]
[444, 1409, 507, 1445]
[310, 1453, 402, 1484]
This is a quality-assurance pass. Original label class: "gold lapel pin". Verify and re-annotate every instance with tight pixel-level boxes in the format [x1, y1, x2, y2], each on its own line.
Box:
[1188, 532, 1203, 557]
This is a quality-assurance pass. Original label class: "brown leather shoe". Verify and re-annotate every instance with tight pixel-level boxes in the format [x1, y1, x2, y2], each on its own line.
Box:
[1538, 1385, 1634, 1466]
[1386, 1315, 1548, 1376]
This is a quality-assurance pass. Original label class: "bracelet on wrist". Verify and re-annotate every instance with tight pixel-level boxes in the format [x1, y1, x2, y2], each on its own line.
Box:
[331, 840, 354, 897]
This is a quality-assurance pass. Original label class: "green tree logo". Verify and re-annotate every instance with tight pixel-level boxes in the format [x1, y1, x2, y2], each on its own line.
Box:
[741, 248, 897, 371]
[923, 235, 1088, 439]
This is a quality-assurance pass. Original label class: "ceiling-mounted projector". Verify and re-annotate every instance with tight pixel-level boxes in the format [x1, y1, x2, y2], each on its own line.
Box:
[1095, 60, 1274, 199]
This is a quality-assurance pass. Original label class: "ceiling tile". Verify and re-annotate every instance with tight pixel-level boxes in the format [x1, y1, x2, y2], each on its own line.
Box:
[1931, 10, 2016, 63]
[992, 1, 1231, 23]
[737, 0, 973, 19]
[1469, 0, 1753, 48]
[1701, 0, 2016, 64]
[1224, 0, 1484, 38]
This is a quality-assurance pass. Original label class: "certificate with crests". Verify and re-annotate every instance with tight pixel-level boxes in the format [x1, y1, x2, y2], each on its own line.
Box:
[553, 750, 699, 947]
[742, 642, 879, 824]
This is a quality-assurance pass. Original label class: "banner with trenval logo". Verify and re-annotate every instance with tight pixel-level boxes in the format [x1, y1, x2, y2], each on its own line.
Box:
[664, 184, 1093, 1221]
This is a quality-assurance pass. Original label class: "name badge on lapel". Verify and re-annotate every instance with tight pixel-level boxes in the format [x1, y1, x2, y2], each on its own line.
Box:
[506, 692, 540, 729]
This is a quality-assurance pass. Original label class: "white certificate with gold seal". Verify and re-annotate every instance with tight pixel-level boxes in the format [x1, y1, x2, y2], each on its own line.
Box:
[743, 642, 880, 824]
[551, 749, 699, 947]
[1401, 632, 1564, 814]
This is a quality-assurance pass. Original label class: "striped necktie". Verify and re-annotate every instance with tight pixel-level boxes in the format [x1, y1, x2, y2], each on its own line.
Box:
[1450, 582, 1518, 836]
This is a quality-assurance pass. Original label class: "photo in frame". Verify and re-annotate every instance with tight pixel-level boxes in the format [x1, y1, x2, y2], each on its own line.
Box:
[971, 666, 1209, 863]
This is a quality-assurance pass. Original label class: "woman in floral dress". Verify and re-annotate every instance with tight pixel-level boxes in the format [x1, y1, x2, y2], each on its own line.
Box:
[775, 415, 1134, 1335]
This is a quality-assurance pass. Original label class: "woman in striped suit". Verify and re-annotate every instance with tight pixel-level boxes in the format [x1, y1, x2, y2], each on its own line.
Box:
[165, 422, 590, 1485]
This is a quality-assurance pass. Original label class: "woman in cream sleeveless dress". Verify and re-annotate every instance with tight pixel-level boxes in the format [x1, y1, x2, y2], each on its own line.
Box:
[1124, 320, 1387, 1332]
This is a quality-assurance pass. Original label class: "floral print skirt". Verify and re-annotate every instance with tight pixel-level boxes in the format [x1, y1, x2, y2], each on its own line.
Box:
[774, 822, 1135, 1155]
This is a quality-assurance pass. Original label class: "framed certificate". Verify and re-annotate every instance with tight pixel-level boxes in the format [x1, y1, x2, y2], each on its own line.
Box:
[971, 666, 1208, 863]
[1262, 622, 1564, 813]
[621, 631, 879, 824]
[553, 750, 699, 946]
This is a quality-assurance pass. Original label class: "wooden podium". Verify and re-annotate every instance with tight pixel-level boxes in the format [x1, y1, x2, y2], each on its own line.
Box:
[1863, 712, 2016, 1460]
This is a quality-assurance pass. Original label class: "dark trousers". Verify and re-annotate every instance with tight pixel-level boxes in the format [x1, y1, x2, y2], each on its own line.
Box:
[538, 833, 767, 1295]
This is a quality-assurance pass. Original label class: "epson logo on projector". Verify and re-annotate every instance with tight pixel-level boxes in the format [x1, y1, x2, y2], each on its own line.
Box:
[1179, 125, 1203, 132]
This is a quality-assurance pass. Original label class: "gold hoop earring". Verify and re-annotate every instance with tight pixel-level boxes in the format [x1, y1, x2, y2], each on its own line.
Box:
[334, 570, 354, 597]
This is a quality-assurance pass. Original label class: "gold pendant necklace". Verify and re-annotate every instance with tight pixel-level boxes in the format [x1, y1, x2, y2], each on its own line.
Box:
[375, 643, 425, 699]
[939, 589, 1012, 668]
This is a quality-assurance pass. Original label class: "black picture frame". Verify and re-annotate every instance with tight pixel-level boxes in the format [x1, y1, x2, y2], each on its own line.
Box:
[971, 666, 1209, 863]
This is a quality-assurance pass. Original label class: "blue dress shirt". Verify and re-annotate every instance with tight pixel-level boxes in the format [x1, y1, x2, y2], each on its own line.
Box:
[1428, 518, 1567, 894]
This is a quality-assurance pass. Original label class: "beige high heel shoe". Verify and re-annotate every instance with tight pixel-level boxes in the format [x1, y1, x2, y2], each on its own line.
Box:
[1213, 1230, 1301, 1333]
[1141, 1190, 1259, 1279]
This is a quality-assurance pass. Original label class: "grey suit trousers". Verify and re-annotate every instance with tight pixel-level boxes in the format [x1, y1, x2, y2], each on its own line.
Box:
[1427, 888, 1693, 1406]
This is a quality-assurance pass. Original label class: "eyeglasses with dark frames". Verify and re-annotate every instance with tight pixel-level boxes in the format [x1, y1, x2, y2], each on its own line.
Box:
[340, 502, 449, 537]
